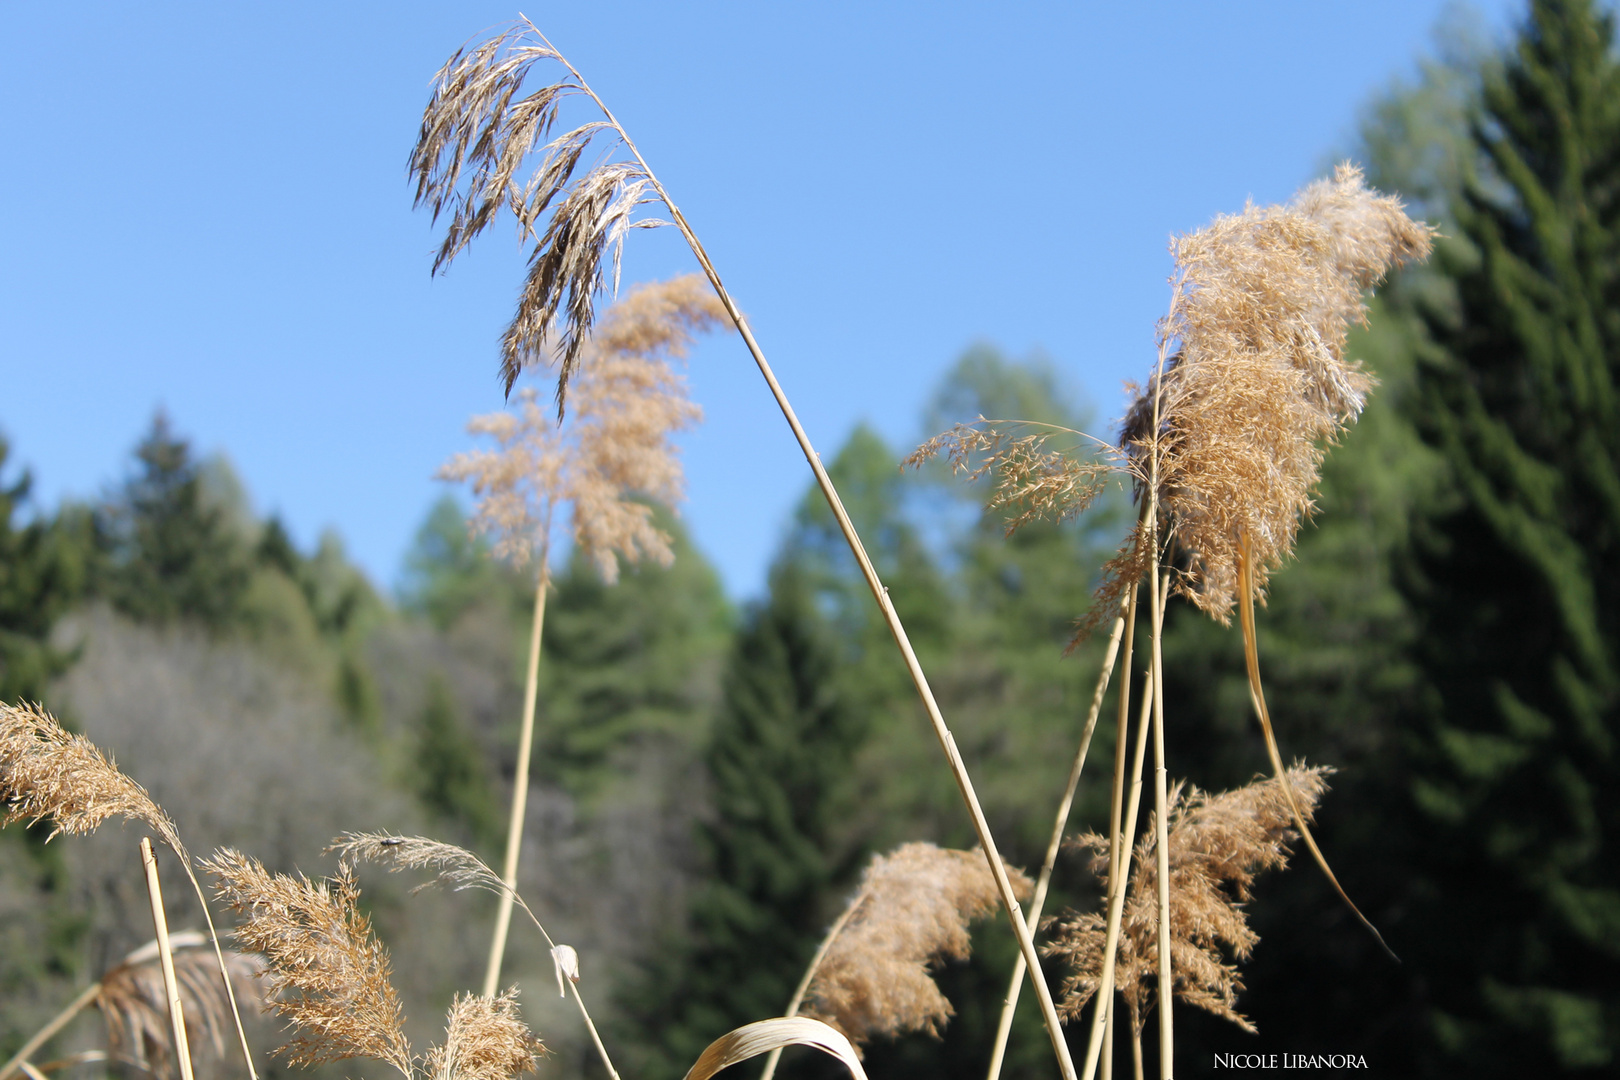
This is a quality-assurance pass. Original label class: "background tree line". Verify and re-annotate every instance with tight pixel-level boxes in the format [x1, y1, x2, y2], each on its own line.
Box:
[3, 1, 1616, 1076]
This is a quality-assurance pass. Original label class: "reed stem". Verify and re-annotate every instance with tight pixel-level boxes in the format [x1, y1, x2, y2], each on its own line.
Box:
[1080, 574, 1165, 1080]
[1147, 559, 1171, 1079]
[534, 32, 1079, 1080]
[486, 555, 552, 996]
[758, 883, 873, 1080]
[0, 983, 102, 1080]
[139, 838, 195, 1080]
[985, 596, 1130, 1080]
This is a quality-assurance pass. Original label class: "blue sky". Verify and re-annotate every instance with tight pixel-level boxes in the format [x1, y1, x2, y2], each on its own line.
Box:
[1, 2, 1517, 600]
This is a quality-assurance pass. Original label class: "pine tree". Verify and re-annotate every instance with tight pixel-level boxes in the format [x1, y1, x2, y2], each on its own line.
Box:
[625, 564, 863, 1080]
[1400, 0, 1620, 1069]
[0, 436, 90, 704]
[103, 411, 251, 628]
[414, 674, 500, 846]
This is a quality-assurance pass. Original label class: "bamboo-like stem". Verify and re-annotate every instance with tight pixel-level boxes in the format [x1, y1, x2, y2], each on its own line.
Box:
[1236, 538, 1395, 961]
[1147, 557, 1171, 1079]
[485, 552, 552, 997]
[1102, 582, 1141, 1080]
[1080, 574, 1165, 1080]
[0, 983, 102, 1080]
[1131, 1025, 1144, 1080]
[139, 838, 195, 1080]
[758, 884, 874, 1080]
[530, 31, 1078, 1080]
[1099, 994, 1113, 1080]
[984, 595, 1131, 1080]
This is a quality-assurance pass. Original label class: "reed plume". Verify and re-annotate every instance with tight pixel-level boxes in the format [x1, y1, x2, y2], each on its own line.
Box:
[803, 843, 1033, 1046]
[0, 700, 183, 855]
[204, 849, 413, 1076]
[98, 933, 265, 1080]
[424, 991, 546, 1080]
[329, 831, 514, 899]
[1121, 163, 1432, 620]
[1045, 765, 1331, 1038]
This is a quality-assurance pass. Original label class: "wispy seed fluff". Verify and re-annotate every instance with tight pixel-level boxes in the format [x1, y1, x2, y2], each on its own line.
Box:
[1123, 164, 1433, 619]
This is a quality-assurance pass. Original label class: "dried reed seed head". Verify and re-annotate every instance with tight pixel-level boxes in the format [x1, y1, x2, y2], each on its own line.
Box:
[409, 20, 673, 407]
[98, 934, 266, 1080]
[1044, 765, 1332, 1034]
[203, 848, 413, 1078]
[327, 831, 512, 900]
[906, 419, 1116, 536]
[0, 700, 183, 853]
[424, 990, 546, 1080]
[805, 843, 1032, 1046]
[1125, 164, 1433, 620]
[439, 275, 716, 583]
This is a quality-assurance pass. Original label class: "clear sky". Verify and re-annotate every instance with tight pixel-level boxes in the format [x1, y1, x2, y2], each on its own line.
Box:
[1, 1, 1517, 601]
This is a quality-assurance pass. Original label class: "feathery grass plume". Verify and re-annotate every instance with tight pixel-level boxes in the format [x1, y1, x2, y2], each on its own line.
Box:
[204, 848, 412, 1077]
[1121, 164, 1432, 621]
[804, 843, 1033, 1046]
[329, 831, 513, 899]
[905, 419, 1116, 536]
[438, 274, 715, 582]
[1044, 765, 1331, 1037]
[410, 19, 673, 408]
[423, 991, 546, 1080]
[0, 700, 183, 854]
[98, 932, 266, 1080]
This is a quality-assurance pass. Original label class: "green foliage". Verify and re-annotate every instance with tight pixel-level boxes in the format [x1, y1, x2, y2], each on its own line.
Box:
[398, 494, 528, 630]
[1400, 0, 1620, 1068]
[413, 674, 500, 846]
[622, 562, 863, 1080]
[536, 509, 732, 798]
[100, 412, 253, 628]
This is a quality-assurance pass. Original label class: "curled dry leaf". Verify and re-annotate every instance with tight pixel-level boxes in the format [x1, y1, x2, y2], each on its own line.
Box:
[1044, 765, 1331, 1035]
[681, 1018, 867, 1080]
[805, 843, 1033, 1046]
[1122, 164, 1433, 620]
[550, 945, 579, 998]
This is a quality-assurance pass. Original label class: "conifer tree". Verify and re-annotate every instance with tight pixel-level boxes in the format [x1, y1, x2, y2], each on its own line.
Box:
[1401, 0, 1620, 1068]
[0, 437, 89, 705]
[102, 412, 251, 628]
[626, 564, 863, 1080]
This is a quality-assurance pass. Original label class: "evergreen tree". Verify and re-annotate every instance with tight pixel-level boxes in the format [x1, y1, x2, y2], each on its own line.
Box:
[414, 674, 499, 846]
[102, 411, 251, 628]
[1399, 0, 1620, 1068]
[625, 564, 863, 1080]
[0, 436, 91, 704]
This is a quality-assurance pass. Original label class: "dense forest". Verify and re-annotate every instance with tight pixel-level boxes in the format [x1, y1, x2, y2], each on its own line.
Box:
[3, 1, 1617, 1078]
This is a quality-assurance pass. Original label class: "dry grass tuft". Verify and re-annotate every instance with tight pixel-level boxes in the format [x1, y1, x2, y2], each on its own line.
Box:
[438, 274, 716, 583]
[804, 843, 1033, 1046]
[1122, 164, 1432, 620]
[409, 19, 671, 407]
[0, 701, 183, 854]
[423, 991, 546, 1080]
[906, 419, 1115, 536]
[203, 849, 412, 1077]
[98, 933, 265, 1080]
[1044, 765, 1331, 1035]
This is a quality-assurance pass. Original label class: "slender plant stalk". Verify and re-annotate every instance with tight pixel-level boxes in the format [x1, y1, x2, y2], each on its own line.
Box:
[1080, 574, 1165, 1080]
[984, 595, 1130, 1080]
[532, 33, 1078, 1080]
[139, 838, 195, 1080]
[757, 884, 874, 1080]
[485, 552, 552, 997]
[1102, 582, 1141, 1080]
[1147, 557, 1171, 1080]
[1100, 994, 1113, 1080]
[0, 984, 102, 1080]
[1236, 538, 1395, 960]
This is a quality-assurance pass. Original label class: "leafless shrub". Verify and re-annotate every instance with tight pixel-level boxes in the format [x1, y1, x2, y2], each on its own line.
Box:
[1044, 765, 1331, 1036]
[804, 843, 1033, 1046]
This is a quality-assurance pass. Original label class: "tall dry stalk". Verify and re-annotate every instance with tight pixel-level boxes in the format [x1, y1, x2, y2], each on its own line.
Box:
[411, 25, 1079, 1076]
[0, 702, 259, 1080]
[140, 838, 196, 1080]
[437, 275, 716, 995]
